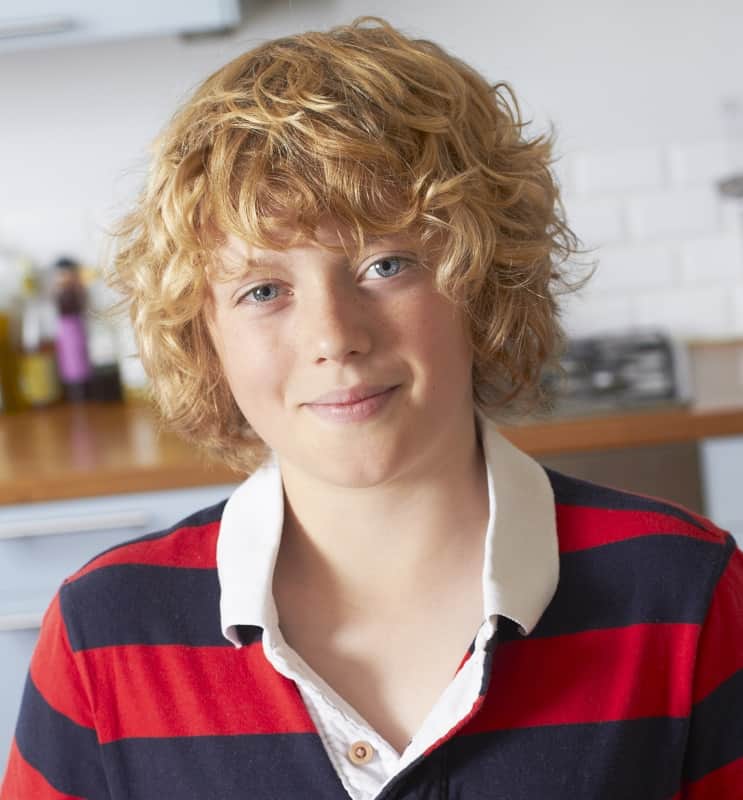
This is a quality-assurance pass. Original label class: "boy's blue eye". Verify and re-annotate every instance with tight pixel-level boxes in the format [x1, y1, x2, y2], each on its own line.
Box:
[367, 256, 406, 279]
[245, 284, 279, 303]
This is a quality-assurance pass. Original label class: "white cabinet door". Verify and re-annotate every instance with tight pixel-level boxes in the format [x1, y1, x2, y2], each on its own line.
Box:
[0, 0, 240, 53]
[0, 482, 237, 762]
[700, 435, 743, 546]
[0, 629, 39, 755]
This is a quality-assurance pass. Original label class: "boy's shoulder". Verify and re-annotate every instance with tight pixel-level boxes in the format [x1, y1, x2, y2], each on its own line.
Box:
[57, 499, 229, 650]
[545, 467, 730, 550]
[66, 498, 227, 580]
[535, 468, 736, 640]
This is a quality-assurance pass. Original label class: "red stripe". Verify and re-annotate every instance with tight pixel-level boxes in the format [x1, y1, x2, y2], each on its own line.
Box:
[665, 503, 730, 535]
[67, 522, 220, 581]
[29, 595, 95, 729]
[454, 647, 474, 675]
[681, 756, 743, 799]
[556, 504, 725, 554]
[0, 739, 83, 800]
[77, 642, 316, 743]
[463, 623, 698, 733]
[692, 547, 743, 701]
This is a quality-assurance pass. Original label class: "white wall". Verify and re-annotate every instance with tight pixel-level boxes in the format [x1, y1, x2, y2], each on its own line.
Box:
[1, 0, 742, 338]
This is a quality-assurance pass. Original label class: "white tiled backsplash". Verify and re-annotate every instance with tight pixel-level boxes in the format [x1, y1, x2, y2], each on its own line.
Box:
[558, 139, 743, 340]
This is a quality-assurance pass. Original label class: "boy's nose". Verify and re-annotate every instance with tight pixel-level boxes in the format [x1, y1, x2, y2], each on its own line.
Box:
[304, 289, 373, 364]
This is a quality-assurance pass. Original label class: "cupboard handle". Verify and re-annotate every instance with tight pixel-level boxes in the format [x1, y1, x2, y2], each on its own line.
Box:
[0, 510, 153, 540]
[0, 612, 43, 632]
[0, 16, 77, 40]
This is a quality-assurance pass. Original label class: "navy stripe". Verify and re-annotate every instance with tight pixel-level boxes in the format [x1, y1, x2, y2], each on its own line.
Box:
[683, 668, 743, 783]
[443, 717, 687, 800]
[60, 534, 724, 651]
[546, 468, 706, 530]
[76, 498, 227, 571]
[531, 534, 722, 638]
[478, 631, 498, 697]
[15, 675, 109, 800]
[101, 733, 348, 800]
[236, 624, 264, 646]
[477, 617, 519, 695]
[61, 564, 227, 650]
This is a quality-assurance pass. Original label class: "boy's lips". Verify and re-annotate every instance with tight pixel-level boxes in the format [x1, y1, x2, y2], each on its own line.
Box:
[307, 384, 397, 406]
[304, 384, 400, 422]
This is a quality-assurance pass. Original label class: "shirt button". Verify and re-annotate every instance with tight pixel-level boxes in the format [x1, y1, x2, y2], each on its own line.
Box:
[347, 740, 375, 765]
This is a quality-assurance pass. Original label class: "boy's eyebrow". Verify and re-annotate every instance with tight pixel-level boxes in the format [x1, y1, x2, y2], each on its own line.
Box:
[240, 254, 285, 272]
[218, 253, 287, 284]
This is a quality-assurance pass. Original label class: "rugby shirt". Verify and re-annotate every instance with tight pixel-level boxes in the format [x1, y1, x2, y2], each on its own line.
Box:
[216, 418, 558, 799]
[2, 448, 743, 797]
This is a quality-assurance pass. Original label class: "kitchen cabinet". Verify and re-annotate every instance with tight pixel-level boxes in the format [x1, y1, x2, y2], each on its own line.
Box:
[0, 482, 237, 762]
[540, 440, 704, 513]
[0, 0, 240, 53]
[700, 435, 743, 546]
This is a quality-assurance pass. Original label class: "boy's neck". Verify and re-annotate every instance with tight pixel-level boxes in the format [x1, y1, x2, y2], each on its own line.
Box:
[274, 418, 489, 615]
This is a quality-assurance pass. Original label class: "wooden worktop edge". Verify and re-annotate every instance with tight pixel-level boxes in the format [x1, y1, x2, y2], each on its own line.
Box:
[2, 402, 743, 505]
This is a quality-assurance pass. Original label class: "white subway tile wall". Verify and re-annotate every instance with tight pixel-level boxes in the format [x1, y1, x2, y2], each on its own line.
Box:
[635, 286, 735, 339]
[558, 293, 637, 338]
[589, 245, 675, 292]
[734, 287, 743, 336]
[562, 197, 626, 250]
[626, 188, 720, 241]
[560, 138, 743, 339]
[721, 201, 743, 235]
[572, 147, 666, 195]
[668, 141, 732, 186]
[678, 234, 743, 285]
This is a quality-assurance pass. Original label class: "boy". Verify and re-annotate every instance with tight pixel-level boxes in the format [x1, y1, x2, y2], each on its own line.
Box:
[2, 17, 742, 800]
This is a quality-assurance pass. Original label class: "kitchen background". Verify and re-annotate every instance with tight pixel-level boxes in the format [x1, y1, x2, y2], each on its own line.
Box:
[1, 0, 743, 764]
[2, 0, 743, 338]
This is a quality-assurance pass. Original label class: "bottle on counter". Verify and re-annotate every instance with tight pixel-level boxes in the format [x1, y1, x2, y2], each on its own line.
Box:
[83, 266, 123, 403]
[0, 313, 21, 413]
[0, 250, 26, 413]
[18, 261, 62, 408]
[54, 256, 92, 403]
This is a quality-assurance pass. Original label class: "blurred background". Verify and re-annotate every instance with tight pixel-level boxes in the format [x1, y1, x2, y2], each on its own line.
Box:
[1, 0, 743, 761]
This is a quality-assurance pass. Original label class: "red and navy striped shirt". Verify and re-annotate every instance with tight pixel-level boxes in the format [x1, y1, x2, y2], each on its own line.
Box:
[2, 469, 742, 799]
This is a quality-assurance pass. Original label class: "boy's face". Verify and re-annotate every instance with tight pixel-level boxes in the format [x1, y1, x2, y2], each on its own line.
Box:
[207, 222, 476, 489]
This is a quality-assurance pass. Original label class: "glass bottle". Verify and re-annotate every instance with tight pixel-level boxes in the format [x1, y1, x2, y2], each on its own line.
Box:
[84, 267, 123, 403]
[54, 257, 92, 403]
[18, 261, 62, 408]
[0, 251, 25, 413]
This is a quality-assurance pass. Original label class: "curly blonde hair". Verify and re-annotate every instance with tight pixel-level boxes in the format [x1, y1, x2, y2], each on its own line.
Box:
[108, 16, 587, 474]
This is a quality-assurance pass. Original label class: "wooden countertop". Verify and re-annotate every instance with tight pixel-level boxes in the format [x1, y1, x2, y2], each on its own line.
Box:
[0, 402, 241, 505]
[2, 401, 743, 505]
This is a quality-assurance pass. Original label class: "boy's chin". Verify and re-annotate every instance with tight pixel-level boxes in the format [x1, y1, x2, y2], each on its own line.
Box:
[280, 441, 413, 491]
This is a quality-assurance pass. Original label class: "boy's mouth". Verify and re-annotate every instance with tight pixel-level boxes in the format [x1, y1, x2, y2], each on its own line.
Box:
[307, 384, 397, 406]
[304, 384, 400, 422]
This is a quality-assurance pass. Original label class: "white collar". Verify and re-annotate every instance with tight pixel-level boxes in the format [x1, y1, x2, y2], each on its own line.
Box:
[217, 413, 559, 645]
